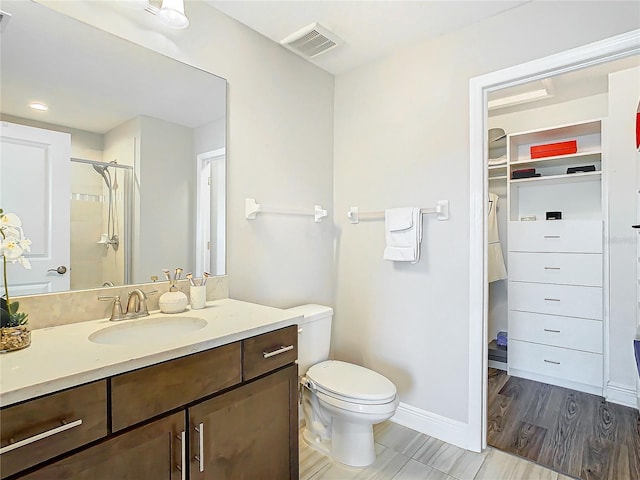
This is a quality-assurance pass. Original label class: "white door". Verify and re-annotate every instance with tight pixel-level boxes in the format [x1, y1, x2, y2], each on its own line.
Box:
[195, 148, 225, 276]
[0, 122, 71, 294]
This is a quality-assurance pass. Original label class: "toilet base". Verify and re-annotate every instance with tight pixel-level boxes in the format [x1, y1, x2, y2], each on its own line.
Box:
[331, 420, 376, 467]
[302, 418, 377, 468]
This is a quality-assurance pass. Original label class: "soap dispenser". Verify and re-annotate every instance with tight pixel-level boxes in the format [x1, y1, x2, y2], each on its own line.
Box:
[158, 268, 188, 314]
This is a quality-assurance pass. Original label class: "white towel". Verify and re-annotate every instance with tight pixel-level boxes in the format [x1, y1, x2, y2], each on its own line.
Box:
[383, 207, 423, 263]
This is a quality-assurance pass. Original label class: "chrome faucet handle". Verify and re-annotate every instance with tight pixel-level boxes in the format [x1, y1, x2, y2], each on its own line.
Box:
[98, 295, 125, 321]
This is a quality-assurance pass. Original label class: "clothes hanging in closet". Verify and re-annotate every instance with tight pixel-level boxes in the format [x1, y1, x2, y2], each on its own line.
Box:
[488, 192, 507, 283]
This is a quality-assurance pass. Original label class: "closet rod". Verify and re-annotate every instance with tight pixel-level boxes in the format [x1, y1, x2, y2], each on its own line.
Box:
[347, 200, 449, 224]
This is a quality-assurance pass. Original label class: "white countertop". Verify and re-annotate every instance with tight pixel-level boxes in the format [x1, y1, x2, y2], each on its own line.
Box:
[0, 299, 302, 407]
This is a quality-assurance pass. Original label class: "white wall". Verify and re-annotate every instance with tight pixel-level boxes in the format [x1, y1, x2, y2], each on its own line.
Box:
[333, 0, 640, 435]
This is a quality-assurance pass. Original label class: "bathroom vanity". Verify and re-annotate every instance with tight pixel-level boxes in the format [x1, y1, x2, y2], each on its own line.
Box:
[0, 299, 300, 479]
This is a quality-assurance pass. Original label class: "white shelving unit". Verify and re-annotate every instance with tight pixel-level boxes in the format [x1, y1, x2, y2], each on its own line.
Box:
[503, 119, 605, 396]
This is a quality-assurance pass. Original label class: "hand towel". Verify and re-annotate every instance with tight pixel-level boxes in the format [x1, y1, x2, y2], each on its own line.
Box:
[383, 207, 422, 263]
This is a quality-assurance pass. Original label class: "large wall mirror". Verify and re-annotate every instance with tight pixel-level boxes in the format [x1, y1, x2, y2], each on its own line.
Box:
[0, 0, 227, 295]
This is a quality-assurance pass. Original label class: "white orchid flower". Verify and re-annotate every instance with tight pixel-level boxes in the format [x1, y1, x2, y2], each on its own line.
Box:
[0, 212, 22, 228]
[18, 236, 31, 253]
[1, 236, 24, 260]
[16, 256, 32, 269]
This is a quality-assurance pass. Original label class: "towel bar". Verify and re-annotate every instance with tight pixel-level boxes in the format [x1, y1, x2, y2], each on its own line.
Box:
[245, 198, 328, 222]
[347, 201, 449, 224]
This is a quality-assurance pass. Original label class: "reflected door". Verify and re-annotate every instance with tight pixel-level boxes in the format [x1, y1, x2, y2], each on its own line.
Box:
[0, 122, 70, 294]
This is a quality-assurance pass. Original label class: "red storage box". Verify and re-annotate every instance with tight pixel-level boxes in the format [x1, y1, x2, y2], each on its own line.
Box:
[530, 140, 577, 159]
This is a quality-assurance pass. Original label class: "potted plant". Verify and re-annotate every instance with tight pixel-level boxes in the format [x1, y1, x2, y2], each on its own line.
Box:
[1, 208, 32, 352]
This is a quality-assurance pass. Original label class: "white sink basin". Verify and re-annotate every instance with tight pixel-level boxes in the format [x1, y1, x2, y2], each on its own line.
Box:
[89, 316, 207, 345]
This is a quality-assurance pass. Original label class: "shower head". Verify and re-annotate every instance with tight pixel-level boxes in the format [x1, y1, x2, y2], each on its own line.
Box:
[93, 163, 111, 189]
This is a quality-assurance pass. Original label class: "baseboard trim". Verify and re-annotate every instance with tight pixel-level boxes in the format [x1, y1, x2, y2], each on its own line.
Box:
[391, 402, 475, 451]
[606, 382, 638, 409]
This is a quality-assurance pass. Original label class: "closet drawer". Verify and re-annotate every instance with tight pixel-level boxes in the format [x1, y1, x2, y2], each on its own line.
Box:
[508, 252, 602, 286]
[508, 281, 602, 320]
[509, 339, 603, 387]
[509, 311, 602, 354]
[508, 220, 602, 253]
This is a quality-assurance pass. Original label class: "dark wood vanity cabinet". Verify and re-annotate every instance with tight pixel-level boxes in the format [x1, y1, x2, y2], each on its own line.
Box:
[20, 412, 185, 480]
[0, 381, 107, 478]
[2, 325, 298, 480]
[189, 364, 298, 480]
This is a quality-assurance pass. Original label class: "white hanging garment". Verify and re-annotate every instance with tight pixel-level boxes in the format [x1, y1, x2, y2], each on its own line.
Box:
[488, 193, 507, 282]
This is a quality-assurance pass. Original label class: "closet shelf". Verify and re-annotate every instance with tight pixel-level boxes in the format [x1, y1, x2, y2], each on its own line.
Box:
[510, 151, 601, 170]
[510, 170, 601, 186]
[489, 175, 508, 181]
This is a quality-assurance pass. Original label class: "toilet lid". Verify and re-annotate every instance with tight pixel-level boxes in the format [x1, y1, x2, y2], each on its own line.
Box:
[306, 360, 397, 403]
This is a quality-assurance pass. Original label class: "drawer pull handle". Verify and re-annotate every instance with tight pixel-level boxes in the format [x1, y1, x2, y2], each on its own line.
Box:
[544, 328, 561, 333]
[194, 423, 204, 472]
[544, 298, 561, 302]
[175, 431, 186, 480]
[0, 419, 83, 455]
[263, 345, 294, 359]
[544, 267, 560, 270]
[544, 359, 561, 365]
[544, 235, 561, 239]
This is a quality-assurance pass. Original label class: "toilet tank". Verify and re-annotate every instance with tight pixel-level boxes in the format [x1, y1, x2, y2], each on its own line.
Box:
[287, 304, 333, 374]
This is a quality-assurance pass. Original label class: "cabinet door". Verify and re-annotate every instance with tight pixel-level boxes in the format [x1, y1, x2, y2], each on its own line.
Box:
[20, 412, 185, 480]
[189, 364, 298, 480]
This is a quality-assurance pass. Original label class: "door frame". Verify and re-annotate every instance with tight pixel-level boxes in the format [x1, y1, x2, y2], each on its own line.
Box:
[467, 29, 640, 451]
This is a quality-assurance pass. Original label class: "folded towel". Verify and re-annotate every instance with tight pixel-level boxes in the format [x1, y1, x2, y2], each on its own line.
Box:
[383, 207, 422, 263]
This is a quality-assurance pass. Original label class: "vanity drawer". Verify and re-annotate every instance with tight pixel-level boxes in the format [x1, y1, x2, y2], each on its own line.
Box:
[508, 281, 602, 320]
[508, 220, 602, 253]
[508, 252, 602, 287]
[0, 380, 107, 479]
[509, 339, 603, 387]
[111, 342, 241, 432]
[243, 325, 298, 381]
[509, 311, 603, 354]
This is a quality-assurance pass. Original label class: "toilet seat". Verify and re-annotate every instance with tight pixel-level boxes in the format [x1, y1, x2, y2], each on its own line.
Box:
[315, 390, 398, 416]
[305, 360, 397, 405]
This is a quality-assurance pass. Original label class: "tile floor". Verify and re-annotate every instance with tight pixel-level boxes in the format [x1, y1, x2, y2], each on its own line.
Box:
[300, 421, 576, 480]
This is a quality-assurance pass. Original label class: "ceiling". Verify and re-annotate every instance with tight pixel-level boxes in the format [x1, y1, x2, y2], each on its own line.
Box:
[204, 1, 639, 113]
[204, 0, 530, 75]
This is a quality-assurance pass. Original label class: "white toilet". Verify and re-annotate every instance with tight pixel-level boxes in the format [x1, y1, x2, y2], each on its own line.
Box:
[289, 304, 399, 467]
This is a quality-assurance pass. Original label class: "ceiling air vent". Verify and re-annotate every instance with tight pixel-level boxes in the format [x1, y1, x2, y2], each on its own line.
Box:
[280, 23, 342, 59]
[0, 10, 12, 32]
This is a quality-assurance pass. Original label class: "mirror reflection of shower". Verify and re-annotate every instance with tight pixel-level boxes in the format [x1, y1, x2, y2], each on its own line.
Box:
[70, 158, 133, 290]
[92, 161, 119, 251]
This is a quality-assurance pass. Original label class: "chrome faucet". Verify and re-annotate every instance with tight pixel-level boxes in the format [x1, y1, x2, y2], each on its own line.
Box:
[125, 289, 151, 318]
[99, 289, 157, 321]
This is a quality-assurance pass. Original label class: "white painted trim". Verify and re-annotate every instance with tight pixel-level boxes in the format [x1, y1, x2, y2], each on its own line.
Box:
[606, 382, 639, 409]
[469, 29, 640, 453]
[391, 402, 473, 451]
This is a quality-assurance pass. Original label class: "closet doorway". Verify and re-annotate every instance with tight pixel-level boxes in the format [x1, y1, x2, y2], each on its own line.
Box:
[485, 55, 640, 480]
[468, 29, 640, 477]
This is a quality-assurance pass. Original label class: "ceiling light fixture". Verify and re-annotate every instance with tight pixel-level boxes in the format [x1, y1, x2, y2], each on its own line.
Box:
[29, 102, 48, 111]
[488, 88, 551, 110]
[157, 0, 189, 29]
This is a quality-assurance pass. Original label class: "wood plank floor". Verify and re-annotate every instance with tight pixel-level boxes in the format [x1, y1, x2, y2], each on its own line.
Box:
[487, 368, 640, 480]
